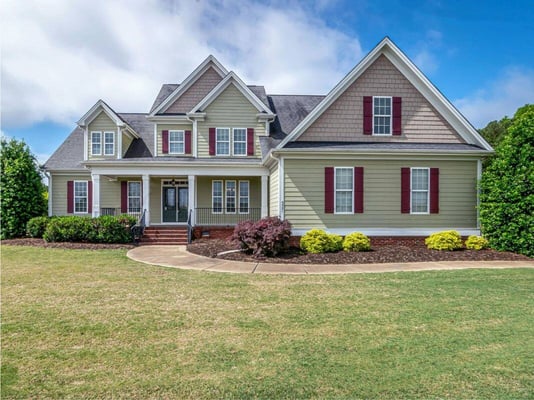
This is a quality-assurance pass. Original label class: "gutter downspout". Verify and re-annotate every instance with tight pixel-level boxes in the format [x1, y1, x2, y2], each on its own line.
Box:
[44, 171, 52, 217]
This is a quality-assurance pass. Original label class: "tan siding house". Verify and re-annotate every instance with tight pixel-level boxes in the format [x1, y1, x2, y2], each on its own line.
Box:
[44, 38, 492, 240]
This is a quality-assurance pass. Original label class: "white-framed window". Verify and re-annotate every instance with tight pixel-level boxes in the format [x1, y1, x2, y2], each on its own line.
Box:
[128, 181, 142, 213]
[373, 96, 392, 135]
[233, 128, 247, 156]
[74, 181, 88, 213]
[335, 167, 353, 214]
[91, 132, 102, 155]
[212, 180, 223, 214]
[411, 167, 429, 214]
[225, 180, 236, 213]
[216, 128, 230, 156]
[239, 180, 249, 214]
[169, 130, 185, 154]
[104, 132, 114, 155]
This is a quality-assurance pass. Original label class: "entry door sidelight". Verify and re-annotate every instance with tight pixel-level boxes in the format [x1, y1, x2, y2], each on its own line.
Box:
[177, 187, 189, 223]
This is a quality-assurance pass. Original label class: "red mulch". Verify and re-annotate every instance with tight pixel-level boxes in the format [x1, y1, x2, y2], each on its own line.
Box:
[1, 238, 134, 250]
[187, 239, 531, 264]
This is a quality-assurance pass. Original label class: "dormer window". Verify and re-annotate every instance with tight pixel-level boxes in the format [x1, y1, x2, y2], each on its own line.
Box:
[104, 132, 115, 155]
[373, 96, 392, 135]
[91, 132, 102, 155]
[169, 131, 185, 154]
[216, 128, 230, 156]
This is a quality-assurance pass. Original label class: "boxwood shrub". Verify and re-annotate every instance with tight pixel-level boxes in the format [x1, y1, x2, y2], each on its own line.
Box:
[425, 230, 463, 251]
[26, 216, 52, 238]
[300, 229, 343, 254]
[43, 215, 137, 243]
[342, 232, 371, 252]
[465, 235, 489, 250]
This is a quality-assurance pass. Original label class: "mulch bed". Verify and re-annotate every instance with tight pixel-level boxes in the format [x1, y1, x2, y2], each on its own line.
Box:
[187, 239, 531, 264]
[1, 238, 134, 250]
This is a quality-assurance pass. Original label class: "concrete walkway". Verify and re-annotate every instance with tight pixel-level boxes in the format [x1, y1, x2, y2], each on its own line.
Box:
[127, 245, 534, 275]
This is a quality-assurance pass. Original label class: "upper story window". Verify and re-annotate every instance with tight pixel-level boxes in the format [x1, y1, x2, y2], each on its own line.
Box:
[373, 96, 392, 135]
[74, 181, 88, 213]
[216, 128, 230, 156]
[233, 128, 247, 156]
[104, 132, 114, 155]
[411, 168, 429, 214]
[169, 131, 184, 154]
[335, 167, 353, 214]
[91, 132, 102, 155]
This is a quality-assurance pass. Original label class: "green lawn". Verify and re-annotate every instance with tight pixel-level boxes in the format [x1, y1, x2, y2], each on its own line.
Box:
[2, 246, 533, 399]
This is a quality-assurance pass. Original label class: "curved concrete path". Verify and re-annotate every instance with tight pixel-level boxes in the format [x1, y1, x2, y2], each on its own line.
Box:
[127, 245, 534, 275]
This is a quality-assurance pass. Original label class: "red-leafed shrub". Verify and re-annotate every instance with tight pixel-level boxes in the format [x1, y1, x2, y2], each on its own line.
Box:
[231, 216, 292, 257]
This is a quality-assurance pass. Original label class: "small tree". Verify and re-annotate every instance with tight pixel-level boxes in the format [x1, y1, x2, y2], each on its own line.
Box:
[479, 104, 534, 257]
[1, 138, 48, 239]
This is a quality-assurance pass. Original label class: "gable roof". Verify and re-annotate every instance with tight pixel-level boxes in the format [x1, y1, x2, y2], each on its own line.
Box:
[276, 37, 493, 151]
[77, 99, 139, 138]
[191, 71, 275, 116]
[150, 84, 179, 113]
[149, 55, 228, 116]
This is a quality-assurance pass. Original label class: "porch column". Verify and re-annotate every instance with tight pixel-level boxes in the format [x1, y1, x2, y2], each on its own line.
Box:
[142, 174, 150, 226]
[261, 175, 268, 218]
[91, 173, 100, 217]
[188, 175, 196, 225]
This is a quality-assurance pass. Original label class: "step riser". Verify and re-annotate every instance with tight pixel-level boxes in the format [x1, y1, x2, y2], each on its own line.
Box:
[141, 226, 188, 244]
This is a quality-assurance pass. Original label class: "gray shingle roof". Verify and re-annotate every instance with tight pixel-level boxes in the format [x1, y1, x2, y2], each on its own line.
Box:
[149, 84, 179, 113]
[268, 95, 325, 139]
[43, 127, 86, 170]
[119, 113, 154, 157]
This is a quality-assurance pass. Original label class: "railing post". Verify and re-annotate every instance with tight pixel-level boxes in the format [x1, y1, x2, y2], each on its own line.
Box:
[142, 174, 150, 227]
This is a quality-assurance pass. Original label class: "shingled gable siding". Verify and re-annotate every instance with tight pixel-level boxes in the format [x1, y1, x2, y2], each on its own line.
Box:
[164, 66, 223, 114]
[197, 84, 265, 158]
[157, 124, 193, 156]
[283, 158, 477, 230]
[87, 111, 117, 159]
[297, 55, 463, 143]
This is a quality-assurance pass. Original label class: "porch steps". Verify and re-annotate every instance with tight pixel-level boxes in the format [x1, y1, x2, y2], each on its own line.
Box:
[140, 226, 188, 245]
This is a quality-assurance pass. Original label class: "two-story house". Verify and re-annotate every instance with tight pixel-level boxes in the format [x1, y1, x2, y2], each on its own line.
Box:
[44, 38, 493, 243]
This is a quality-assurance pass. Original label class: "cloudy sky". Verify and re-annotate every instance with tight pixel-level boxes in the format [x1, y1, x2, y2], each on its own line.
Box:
[1, 0, 533, 163]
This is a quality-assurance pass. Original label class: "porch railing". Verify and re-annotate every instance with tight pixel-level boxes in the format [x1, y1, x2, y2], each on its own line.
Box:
[131, 209, 146, 244]
[101, 207, 142, 220]
[195, 208, 262, 226]
[187, 209, 193, 244]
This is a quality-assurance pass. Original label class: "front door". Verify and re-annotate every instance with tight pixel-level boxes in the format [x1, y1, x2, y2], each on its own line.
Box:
[162, 186, 189, 223]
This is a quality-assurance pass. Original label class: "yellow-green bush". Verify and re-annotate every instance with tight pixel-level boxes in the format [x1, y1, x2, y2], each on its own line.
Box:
[342, 232, 371, 252]
[425, 230, 463, 251]
[300, 229, 343, 254]
[465, 235, 488, 250]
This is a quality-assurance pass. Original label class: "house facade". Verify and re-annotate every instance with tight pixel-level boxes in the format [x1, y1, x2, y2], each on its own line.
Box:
[44, 38, 493, 238]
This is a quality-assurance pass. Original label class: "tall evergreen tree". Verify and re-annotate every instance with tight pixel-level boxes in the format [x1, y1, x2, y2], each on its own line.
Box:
[479, 104, 534, 257]
[0, 138, 48, 239]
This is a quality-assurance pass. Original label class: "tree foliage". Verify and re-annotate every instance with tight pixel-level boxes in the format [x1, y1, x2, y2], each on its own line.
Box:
[479, 104, 534, 257]
[479, 116, 512, 148]
[1, 138, 48, 239]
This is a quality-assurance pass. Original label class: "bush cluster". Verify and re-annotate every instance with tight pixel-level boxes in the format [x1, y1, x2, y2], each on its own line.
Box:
[300, 229, 370, 253]
[465, 235, 488, 250]
[42, 215, 137, 243]
[425, 230, 463, 251]
[231, 216, 291, 257]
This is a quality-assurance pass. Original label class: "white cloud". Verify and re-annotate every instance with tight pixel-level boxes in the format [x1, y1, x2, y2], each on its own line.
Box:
[455, 67, 534, 128]
[0, 0, 362, 128]
[412, 29, 444, 75]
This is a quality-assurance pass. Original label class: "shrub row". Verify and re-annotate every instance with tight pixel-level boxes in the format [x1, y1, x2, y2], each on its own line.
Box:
[425, 231, 488, 251]
[27, 215, 137, 243]
[231, 217, 291, 257]
[300, 229, 371, 253]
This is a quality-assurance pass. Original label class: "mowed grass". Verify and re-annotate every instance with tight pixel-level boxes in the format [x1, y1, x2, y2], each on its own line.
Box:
[1, 246, 533, 399]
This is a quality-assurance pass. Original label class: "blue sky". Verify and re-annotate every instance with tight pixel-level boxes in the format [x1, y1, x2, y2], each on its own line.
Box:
[2, 0, 533, 164]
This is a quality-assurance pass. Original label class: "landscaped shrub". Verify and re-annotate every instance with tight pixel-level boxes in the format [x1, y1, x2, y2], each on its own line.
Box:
[425, 230, 463, 251]
[26, 216, 51, 238]
[465, 235, 489, 250]
[300, 229, 343, 254]
[43, 215, 137, 243]
[231, 216, 291, 257]
[342, 232, 371, 252]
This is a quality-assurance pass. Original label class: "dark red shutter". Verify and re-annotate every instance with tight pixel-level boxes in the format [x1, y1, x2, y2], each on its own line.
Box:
[354, 167, 364, 213]
[67, 181, 74, 214]
[88, 181, 93, 214]
[185, 130, 192, 154]
[325, 167, 334, 213]
[393, 97, 402, 135]
[401, 168, 411, 213]
[209, 128, 216, 155]
[430, 168, 439, 213]
[247, 128, 254, 156]
[121, 181, 128, 213]
[363, 96, 373, 135]
[162, 130, 169, 154]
